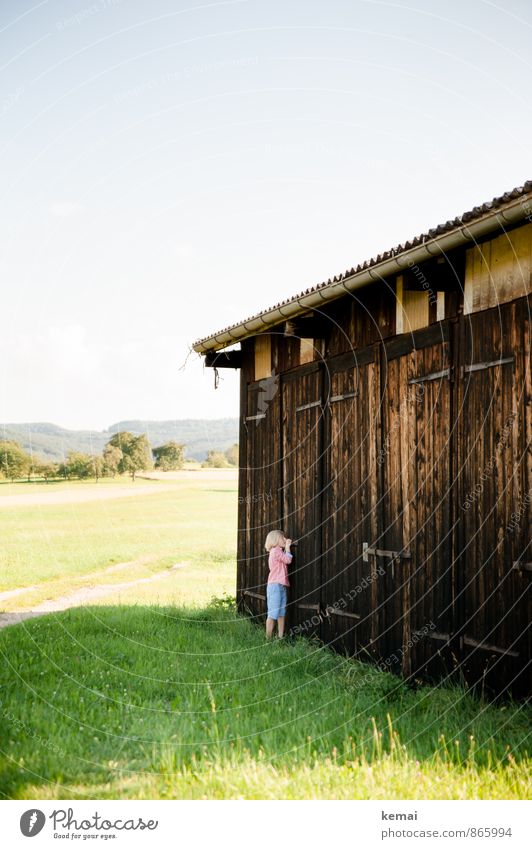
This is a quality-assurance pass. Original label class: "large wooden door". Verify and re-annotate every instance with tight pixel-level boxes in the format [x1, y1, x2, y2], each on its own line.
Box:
[379, 325, 454, 678]
[456, 299, 531, 694]
[240, 376, 283, 616]
[281, 363, 324, 634]
[321, 347, 380, 658]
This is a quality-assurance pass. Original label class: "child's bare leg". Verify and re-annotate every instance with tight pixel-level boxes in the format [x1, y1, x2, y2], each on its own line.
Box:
[266, 617, 276, 638]
[277, 616, 285, 638]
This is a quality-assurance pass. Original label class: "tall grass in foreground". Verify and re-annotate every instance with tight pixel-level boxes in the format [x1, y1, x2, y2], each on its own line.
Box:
[0, 605, 530, 800]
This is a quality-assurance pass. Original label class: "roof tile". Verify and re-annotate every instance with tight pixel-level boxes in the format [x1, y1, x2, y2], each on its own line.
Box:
[193, 179, 532, 349]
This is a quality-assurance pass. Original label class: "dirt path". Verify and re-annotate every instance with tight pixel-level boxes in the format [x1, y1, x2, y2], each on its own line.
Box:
[0, 483, 178, 508]
[0, 556, 157, 604]
[138, 470, 237, 481]
[0, 562, 188, 630]
[0, 470, 237, 508]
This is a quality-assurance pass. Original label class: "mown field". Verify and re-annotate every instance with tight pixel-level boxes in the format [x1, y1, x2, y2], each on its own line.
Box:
[0, 474, 530, 800]
[0, 473, 237, 609]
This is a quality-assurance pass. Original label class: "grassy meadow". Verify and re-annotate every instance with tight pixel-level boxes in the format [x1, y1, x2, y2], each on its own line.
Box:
[0, 473, 236, 609]
[0, 473, 531, 800]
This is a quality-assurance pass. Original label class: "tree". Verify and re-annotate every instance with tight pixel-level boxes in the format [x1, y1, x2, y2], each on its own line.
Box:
[57, 462, 69, 480]
[35, 462, 59, 481]
[106, 432, 153, 480]
[89, 455, 105, 481]
[224, 443, 239, 466]
[0, 441, 31, 480]
[103, 443, 122, 478]
[65, 452, 93, 479]
[153, 441, 185, 471]
[202, 450, 229, 468]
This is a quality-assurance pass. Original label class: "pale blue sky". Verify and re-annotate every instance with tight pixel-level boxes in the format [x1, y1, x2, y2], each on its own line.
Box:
[1, 0, 531, 429]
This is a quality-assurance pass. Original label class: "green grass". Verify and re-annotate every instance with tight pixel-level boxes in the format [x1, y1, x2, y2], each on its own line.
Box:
[0, 477, 530, 800]
[0, 605, 530, 799]
[0, 477, 237, 606]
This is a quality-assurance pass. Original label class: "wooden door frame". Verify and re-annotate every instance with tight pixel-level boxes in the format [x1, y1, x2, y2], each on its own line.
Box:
[281, 361, 325, 633]
[379, 321, 454, 675]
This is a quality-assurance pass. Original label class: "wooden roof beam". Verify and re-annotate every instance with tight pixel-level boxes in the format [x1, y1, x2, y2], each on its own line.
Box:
[283, 317, 328, 339]
[204, 350, 243, 369]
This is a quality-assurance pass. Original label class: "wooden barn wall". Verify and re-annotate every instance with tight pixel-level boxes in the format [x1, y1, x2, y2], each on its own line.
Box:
[455, 297, 531, 693]
[281, 363, 324, 630]
[379, 323, 454, 681]
[273, 333, 300, 373]
[237, 337, 283, 619]
[464, 221, 532, 314]
[322, 286, 396, 356]
[269, 285, 396, 374]
[236, 295, 531, 696]
[320, 345, 381, 658]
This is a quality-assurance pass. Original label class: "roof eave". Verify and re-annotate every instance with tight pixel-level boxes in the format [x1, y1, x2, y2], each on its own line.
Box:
[193, 192, 532, 354]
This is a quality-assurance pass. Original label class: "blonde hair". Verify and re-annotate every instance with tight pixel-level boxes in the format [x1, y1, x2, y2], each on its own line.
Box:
[265, 529, 285, 551]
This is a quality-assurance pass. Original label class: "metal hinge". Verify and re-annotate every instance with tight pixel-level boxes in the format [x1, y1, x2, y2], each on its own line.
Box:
[512, 561, 532, 573]
[325, 607, 361, 620]
[363, 543, 412, 579]
[412, 630, 451, 643]
[296, 399, 322, 412]
[408, 367, 450, 385]
[461, 635, 519, 658]
[329, 391, 359, 403]
[460, 356, 514, 378]
[241, 590, 266, 601]
[363, 543, 412, 561]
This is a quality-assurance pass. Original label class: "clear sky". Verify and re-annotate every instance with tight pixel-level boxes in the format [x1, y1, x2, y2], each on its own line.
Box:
[1, 0, 531, 430]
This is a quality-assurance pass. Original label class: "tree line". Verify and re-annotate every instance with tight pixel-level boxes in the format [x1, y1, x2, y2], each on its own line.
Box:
[0, 432, 239, 482]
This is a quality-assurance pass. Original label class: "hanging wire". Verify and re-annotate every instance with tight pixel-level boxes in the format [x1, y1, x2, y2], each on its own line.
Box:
[178, 344, 196, 372]
[214, 366, 220, 389]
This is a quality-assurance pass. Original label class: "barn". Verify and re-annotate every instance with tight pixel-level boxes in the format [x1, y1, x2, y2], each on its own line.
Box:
[193, 180, 532, 696]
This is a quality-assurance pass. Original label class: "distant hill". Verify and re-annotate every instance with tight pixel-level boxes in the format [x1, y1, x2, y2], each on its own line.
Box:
[2, 419, 239, 463]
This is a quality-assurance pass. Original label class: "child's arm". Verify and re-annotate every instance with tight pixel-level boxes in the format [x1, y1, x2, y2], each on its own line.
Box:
[281, 540, 293, 563]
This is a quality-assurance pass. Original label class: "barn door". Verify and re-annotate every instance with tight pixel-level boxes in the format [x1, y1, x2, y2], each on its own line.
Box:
[379, 324, 453, 677]
[281, 362, 324, 634]
[240, 377, 283, 616]
[456, 299, 531, 694]
[321, 347, 380, 658]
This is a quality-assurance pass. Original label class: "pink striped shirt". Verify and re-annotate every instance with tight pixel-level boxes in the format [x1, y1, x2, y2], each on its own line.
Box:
[268, 545, 292, 586]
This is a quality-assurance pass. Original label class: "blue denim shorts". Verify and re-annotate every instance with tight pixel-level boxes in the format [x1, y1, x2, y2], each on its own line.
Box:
[267, 582, 287, 619]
